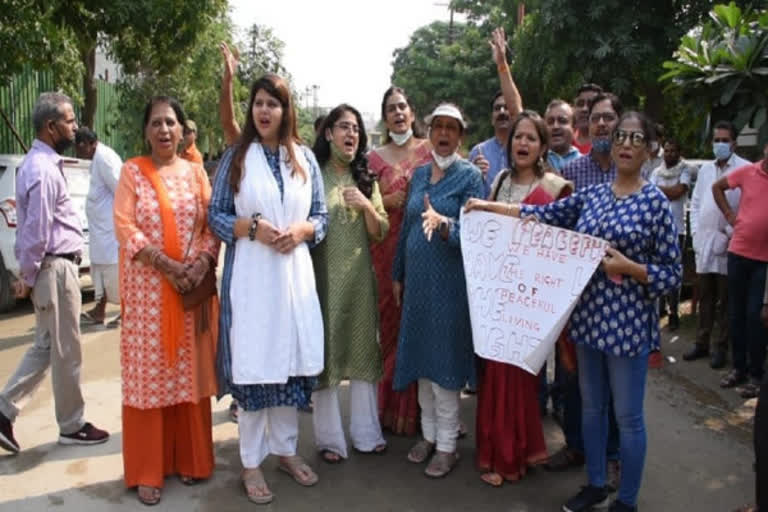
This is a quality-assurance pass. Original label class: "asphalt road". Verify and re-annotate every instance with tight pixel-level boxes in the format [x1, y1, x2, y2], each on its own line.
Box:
[0, 298, 754, 511]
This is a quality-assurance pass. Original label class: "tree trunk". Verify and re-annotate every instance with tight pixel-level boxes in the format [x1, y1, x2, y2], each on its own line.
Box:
[81, 44, 97, 129]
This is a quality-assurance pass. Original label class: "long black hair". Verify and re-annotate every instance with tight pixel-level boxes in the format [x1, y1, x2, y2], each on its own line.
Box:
[313, 103, 376, 198]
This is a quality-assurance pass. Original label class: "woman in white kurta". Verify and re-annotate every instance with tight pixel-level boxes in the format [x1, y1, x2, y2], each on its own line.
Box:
[208, 74, 327, 505]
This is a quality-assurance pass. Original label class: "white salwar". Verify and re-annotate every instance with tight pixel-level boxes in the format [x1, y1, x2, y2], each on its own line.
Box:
[230, 142, 324, 468]
[418, 379, 460, 453]
[239, 407, 298, 468]
[312, 380, 386, 458]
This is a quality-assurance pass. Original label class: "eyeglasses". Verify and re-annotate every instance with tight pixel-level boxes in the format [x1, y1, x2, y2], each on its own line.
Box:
[334, 122, 359, 134]
[589, 112, 617, 124]
[613, 129, 647, 148]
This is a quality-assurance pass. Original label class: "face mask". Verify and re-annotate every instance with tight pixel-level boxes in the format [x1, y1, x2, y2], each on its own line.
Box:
[592, 137, 612, 154]
[330, 140, 354, 164]
[389, 128, 413, 147]
[431, 150, 458, 170]
[713, 142, 732, 161]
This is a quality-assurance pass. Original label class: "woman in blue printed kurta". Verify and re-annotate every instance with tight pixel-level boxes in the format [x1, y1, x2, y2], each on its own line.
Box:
[392, 103, 484, 479]
[466, 112, 681, 511]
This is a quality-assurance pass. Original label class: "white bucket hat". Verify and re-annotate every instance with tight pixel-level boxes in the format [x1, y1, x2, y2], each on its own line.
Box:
[425, 103, 466, 129]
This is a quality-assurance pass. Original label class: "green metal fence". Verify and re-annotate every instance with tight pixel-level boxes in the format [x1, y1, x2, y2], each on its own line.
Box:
[0, 66, 126, 158]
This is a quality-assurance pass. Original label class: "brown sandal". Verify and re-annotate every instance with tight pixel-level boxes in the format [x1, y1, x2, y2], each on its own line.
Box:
[425, 450, 460, 478]
[242, 467, 273, 504]
[407, 439, 435, 463]
[137, 485, 161, 506]
[278, 455, 318, 487]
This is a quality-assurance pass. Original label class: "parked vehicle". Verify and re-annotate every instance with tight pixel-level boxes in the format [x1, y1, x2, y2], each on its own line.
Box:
[0, 154, 91, 312]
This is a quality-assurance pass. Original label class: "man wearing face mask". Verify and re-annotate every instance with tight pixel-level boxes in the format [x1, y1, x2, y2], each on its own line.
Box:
[561, 93, 622, 191]
[685, 121, 750, 369]
[650, 138, 693, 331]
[0, 93, 109, 454]
[469, 92, 519, 197]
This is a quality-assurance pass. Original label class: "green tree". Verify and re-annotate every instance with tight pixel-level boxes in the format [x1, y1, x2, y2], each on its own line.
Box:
[36, 0, 228, 128]
[661, 2, 768, 146]
[391, 21, 498, 148]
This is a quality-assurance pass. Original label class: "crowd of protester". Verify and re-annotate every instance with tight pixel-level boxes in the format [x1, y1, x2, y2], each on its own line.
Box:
[0, 26, 766, 512]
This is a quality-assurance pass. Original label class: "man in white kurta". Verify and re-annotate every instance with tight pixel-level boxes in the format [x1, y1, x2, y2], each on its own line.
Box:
[684, 122, 750, 368]
[75, 128, 122, 325]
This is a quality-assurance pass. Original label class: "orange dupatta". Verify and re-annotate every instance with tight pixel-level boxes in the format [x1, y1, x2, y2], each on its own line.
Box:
[137, 156, 185, 366]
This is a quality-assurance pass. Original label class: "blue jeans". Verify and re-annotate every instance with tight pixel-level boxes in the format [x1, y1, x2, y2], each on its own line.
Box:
[577, 344, 649, 506]
[727, 252, 768, 380]
[557, 355, 619, 460]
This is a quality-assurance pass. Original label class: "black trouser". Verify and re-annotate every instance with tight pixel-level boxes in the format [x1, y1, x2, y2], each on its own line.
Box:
[727, 253, 768, 380]
[756, 373, 768, 509]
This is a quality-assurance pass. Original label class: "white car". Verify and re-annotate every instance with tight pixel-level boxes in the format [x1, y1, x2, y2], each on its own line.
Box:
[0, 154, 91, 312]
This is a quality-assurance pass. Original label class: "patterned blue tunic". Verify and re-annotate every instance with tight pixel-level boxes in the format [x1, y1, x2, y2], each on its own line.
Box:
[392, 159, 485, 391]
[521, 183, 681, 356]
[208, 145, 328, 411]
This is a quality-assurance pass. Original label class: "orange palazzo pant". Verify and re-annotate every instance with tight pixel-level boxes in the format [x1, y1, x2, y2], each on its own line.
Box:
[122, 397, 214, 488]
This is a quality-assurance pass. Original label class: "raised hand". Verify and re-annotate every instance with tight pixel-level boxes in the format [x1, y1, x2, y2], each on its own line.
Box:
[219, 41, 238, 80]
[489, 27, 509, 68]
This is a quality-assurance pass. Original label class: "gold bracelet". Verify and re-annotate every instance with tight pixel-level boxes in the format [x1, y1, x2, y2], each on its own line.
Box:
[507, 203, 513, 215]
[497, 61, 510, 74]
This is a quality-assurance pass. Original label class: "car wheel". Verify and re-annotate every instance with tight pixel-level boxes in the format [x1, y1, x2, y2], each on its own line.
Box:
[0, 256, 17, 313]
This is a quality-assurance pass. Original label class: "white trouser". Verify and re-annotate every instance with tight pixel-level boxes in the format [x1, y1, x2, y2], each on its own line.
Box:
[238, 406, 298, 468]
[312, 380, 386, 458]
[90, 263, 120, 304]
[418, 379, 460, 453]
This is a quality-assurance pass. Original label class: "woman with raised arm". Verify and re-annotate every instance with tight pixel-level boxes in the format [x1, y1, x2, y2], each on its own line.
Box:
[208, 74, 327, 505]
[466, 112, 681, 512]
[368, 86, 431, 436]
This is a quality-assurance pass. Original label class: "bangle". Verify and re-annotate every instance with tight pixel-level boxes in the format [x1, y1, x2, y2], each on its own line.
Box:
[248, 213, 262, 241]
[507, 203, 513, 215]
[497, 61, 510, 74]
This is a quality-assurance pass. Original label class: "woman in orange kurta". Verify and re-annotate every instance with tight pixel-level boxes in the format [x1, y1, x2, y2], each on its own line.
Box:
[114, 96, 220, 506]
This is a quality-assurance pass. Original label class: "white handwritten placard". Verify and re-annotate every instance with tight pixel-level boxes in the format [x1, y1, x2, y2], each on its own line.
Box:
[460, 210, 609, 375]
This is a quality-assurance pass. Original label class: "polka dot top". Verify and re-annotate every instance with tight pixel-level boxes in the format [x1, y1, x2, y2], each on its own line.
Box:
[521, 183, 682, 357]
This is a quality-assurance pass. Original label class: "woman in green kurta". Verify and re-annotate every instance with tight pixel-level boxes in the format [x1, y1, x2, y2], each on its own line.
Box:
[311, 104, 389, 463]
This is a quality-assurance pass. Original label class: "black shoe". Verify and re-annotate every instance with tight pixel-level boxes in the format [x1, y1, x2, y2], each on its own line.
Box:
[709, 350, 726, 369]
[609, 500, 637, 512]
[0, 411, 20, 453]
[668, 314, 679, 331]
[562, 485, 609, 512]
[58, 422, 109, 445]
[546, 447, 586, 471]
[682, 345, 709, 361]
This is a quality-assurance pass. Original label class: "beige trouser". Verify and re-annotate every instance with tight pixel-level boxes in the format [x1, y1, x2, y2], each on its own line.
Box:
[0, 256, 85, 434]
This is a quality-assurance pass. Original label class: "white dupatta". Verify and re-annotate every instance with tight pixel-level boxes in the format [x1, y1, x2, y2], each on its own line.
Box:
[230, 142, 324, 384]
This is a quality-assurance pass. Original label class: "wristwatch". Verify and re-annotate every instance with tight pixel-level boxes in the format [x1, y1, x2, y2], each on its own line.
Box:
[248, 213, 262, 241]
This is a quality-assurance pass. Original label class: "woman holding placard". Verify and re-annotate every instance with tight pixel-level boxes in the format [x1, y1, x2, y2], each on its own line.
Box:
[465, 112, 681, 511]
[471, 110, 573, 487]
[392, 103, 484, 478]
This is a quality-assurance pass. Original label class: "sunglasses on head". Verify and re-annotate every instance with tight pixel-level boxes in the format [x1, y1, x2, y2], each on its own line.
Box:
[613, 130, 647, 148]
